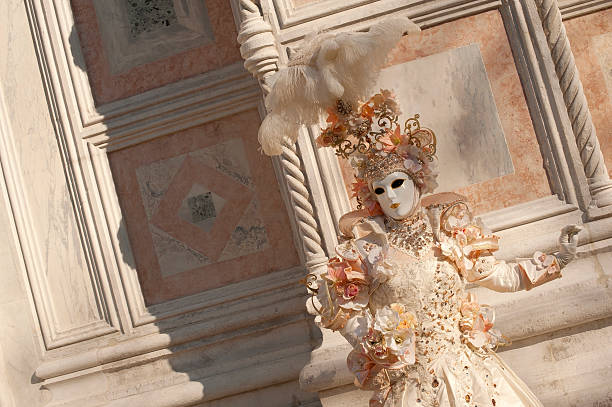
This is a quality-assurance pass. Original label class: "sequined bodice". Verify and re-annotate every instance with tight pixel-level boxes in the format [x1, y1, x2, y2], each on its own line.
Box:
[369, 239, 468, 405]
[369, 250, 465, 358]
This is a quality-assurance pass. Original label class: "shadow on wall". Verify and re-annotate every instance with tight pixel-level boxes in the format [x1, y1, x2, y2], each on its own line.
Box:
[35, 21, 324, 407]
[116, 221, 323, 407]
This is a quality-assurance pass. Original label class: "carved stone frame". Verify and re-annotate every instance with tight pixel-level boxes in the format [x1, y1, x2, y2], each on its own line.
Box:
[2, 0, 610, 404]
[233, 0, 612, 400]
[0, 1, 318, 405]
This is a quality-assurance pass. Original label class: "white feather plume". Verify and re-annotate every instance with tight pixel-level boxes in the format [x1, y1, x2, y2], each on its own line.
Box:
[259, 17, 420, 155]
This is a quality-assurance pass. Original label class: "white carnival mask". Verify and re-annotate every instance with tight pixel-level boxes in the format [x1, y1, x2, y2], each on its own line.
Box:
[371, 171, 420, 220]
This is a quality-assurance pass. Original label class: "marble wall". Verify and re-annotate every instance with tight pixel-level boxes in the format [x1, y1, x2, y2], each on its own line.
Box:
[3, 0, 610, 405]
[109, 109, 299, 304]
[378, 43, 514, 192]
[71, 0, 242, 104]
[564, 9, 612, 178]
[290, 0, 323, 7]
[339, 11, 552, 215]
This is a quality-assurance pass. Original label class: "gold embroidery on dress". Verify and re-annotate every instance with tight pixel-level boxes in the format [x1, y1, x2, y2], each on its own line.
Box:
[385, 211, 434, 258]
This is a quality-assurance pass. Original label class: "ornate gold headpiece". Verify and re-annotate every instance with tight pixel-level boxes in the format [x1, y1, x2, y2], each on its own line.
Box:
[317, 90, 439, 216]
[317, 93, 436, 162]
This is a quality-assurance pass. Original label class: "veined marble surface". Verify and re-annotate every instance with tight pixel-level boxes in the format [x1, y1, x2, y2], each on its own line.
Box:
[378, 43, 514, 192]
[135, 138, 270, 278]
[565, 10, 612, 179]
[593, 32, 612, 105]
[71, 0, 241, 104]
[352, 11, 551, 215]
[109, 109, 298, 304]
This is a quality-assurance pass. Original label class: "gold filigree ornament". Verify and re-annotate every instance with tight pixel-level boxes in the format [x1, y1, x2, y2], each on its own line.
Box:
[404, 114, 436, 159]
[317, 91, 436, 164]
[317, 90, 440, 216]
[300, 273, 323, 315]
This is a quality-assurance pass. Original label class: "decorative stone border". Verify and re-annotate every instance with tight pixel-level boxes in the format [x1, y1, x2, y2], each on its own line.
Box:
[237, 0, 328, 276]
[233, 0, 612, 404]
[535, 0, 612, 217]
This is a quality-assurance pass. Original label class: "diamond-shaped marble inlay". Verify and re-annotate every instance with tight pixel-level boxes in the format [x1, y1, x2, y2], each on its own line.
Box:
[109, 110, 299, 304]
[151, 156, 253, 262]
[150, 224, 211, 278]
[127, 0, 177, 38]
[134, 138, 272, 277]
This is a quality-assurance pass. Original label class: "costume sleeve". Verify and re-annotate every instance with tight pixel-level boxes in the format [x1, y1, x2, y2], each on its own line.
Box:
[467, 252, 561, 292]
[468, 254, 525, 292]
[436, 202, 562, 292]
[315, 219, 395, 346]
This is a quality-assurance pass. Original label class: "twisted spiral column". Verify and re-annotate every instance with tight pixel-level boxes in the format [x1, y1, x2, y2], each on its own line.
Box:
[237, 0, 327, 272]
[281, 144, 327, 268]
[535, 0, 612, 208]
[237, 0, 279, 94]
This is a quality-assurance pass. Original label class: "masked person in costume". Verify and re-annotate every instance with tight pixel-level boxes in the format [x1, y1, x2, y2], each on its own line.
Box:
[257, 17, 581, 407]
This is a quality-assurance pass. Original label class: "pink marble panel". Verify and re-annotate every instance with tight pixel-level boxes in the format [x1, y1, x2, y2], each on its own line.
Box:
[109, 109, 299, 305]
[339, 11, 552, 215]
[151, 157, 253, 262]
[71, 0, 242, 105]
[564, 10, 612, 178]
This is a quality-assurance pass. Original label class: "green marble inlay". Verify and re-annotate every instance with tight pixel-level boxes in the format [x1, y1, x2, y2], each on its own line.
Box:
[187, 192, 217, 223]
[127, 0, 178, 38]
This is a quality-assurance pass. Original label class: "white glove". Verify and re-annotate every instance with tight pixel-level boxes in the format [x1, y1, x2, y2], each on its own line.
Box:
[555, 224, 582, 268]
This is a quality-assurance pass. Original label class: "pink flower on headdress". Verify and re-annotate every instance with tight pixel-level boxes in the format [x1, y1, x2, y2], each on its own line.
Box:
[326, 107, 339, 126]
[403, 158, 422, 174]
[361, 104, 375, 120]
[396, 143, 421, 160]
[375, 135, 396, 153]
[351, 179, 370, 199]
[351, 179, 383, 216]
[316, 132, 334, 147]
[389, 126, 402, 146]
[368, 90, 401, 116]
[370, 93, 385, 108]
[376, 127, 401, 153]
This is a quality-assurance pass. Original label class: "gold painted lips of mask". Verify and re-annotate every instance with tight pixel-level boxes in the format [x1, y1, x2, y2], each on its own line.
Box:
[390, 203, 400, 209]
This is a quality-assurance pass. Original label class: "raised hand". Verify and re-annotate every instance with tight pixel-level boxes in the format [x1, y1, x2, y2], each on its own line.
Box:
[555, 224, 583, 268]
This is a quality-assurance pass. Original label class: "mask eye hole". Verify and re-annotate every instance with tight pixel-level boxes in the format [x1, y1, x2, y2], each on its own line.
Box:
[374, 187, 385, 195]
[391, 179, 405, 189]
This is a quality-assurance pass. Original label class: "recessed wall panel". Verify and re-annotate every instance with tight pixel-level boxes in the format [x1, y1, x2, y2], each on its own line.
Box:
[109, 109, 300, 305]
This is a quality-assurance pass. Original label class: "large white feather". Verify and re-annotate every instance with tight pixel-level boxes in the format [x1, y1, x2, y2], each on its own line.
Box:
[259, 17, 420, 155]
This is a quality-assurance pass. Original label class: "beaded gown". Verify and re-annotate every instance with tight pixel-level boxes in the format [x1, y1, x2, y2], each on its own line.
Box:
[317, 196, 559, 407]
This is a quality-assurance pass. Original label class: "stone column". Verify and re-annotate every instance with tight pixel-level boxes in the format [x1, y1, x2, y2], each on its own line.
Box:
[535, 0, 612, 212]
[236, 0, 328, 274]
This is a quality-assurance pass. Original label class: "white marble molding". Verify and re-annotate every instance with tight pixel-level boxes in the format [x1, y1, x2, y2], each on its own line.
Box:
[92, 0, 215, 75]
[0, 0, 610, 405]
[235, 0, 612, 406]
[535, 0, 612, 217]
